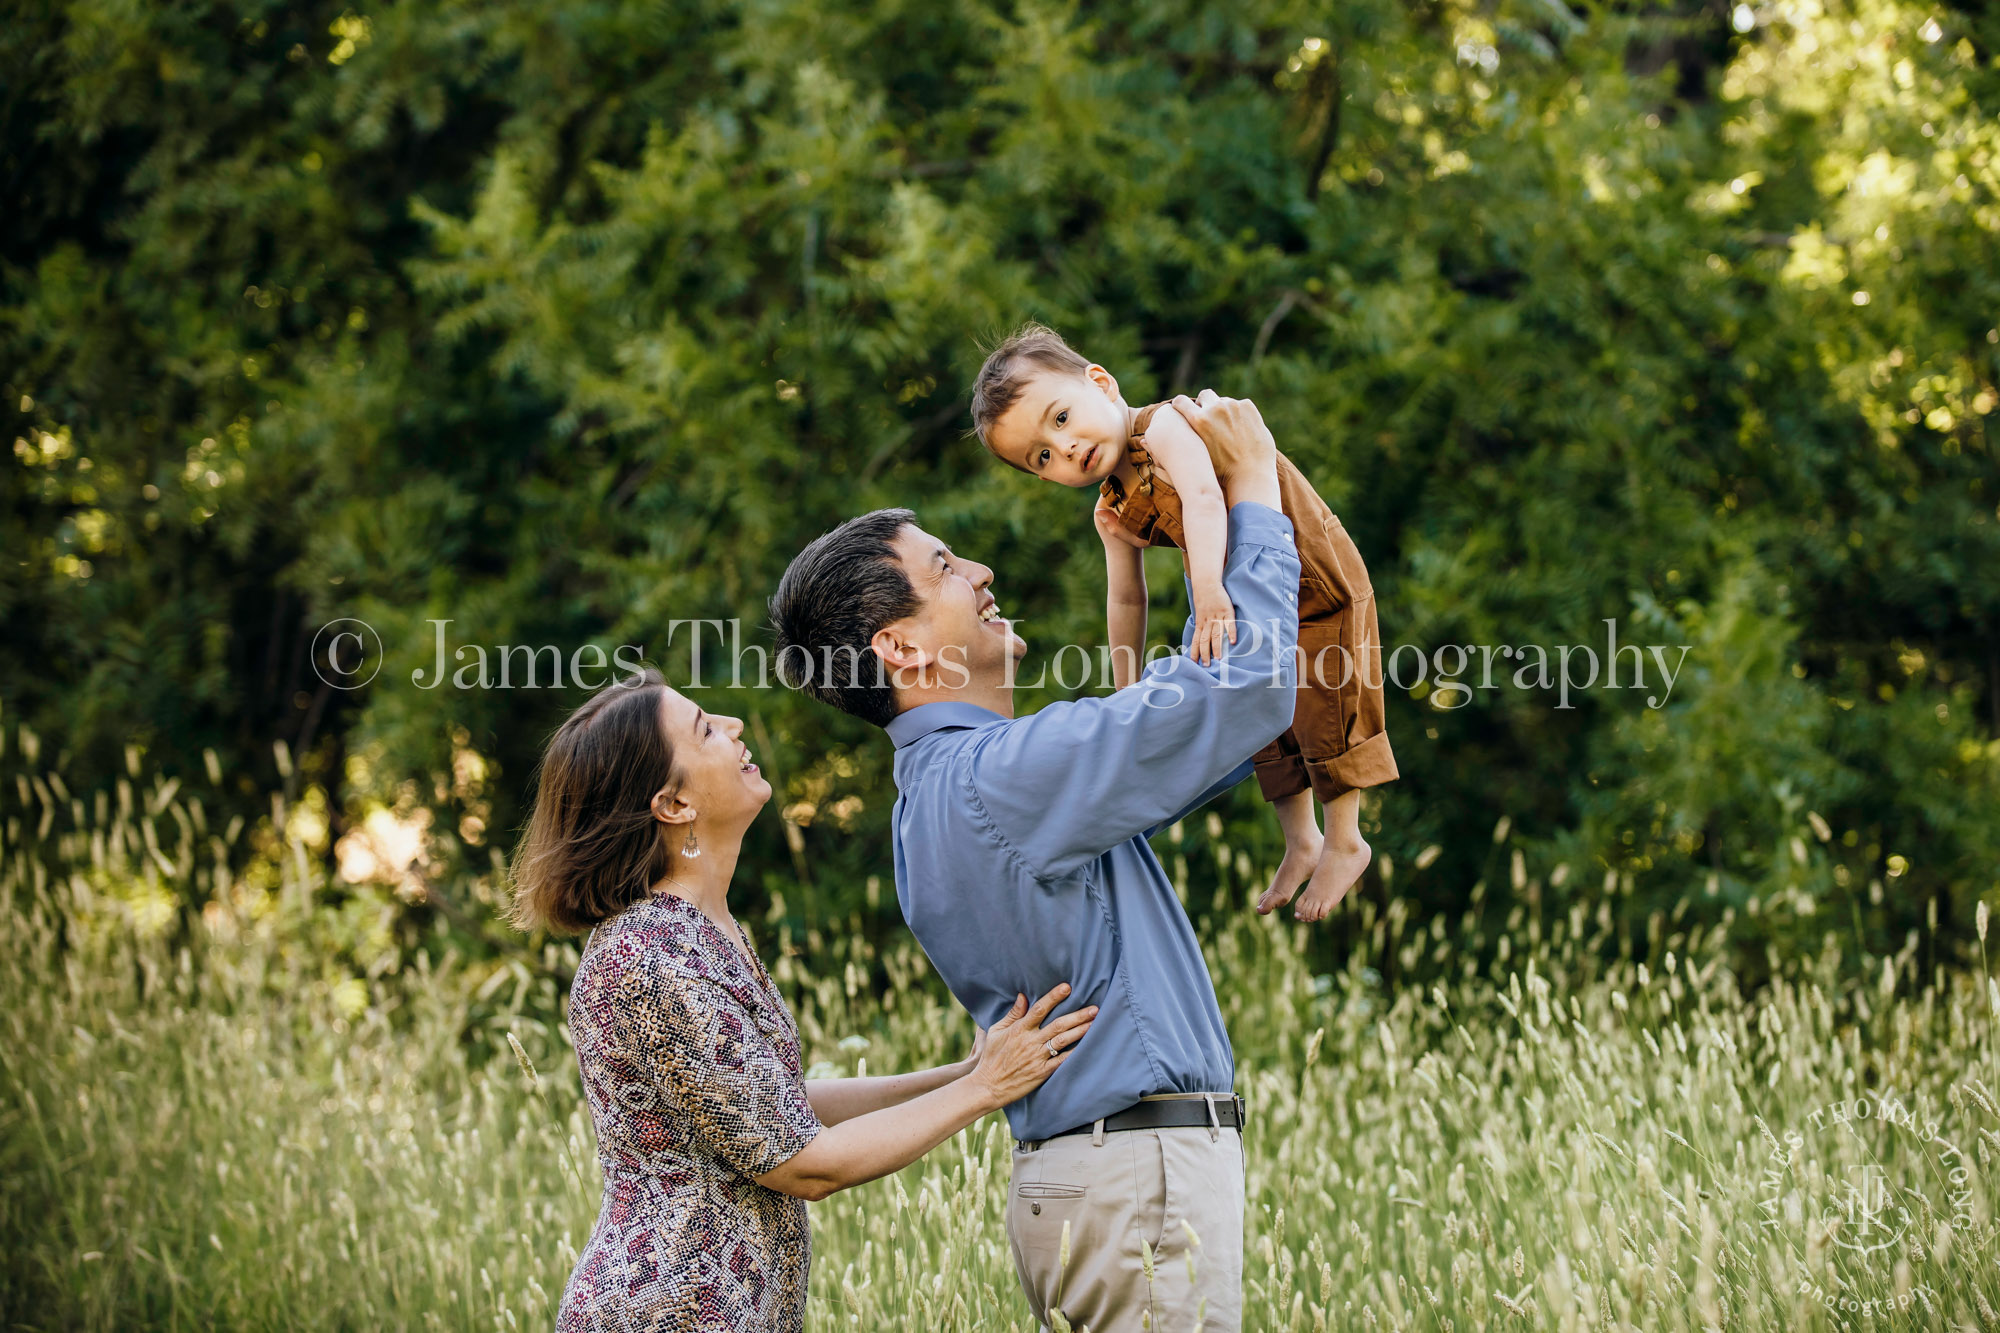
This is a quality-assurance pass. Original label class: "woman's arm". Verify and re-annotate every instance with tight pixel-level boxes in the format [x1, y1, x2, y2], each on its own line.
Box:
[1138, 404, 1234, 665]
[760, 1072, 997, 1202]
[804, 1058, 973, 1126]
[756, 985, 1095, 1201]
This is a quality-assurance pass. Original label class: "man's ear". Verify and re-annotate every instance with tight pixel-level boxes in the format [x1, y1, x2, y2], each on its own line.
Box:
[1086, 363, 1121, 402]
[869, 623, 933, 683]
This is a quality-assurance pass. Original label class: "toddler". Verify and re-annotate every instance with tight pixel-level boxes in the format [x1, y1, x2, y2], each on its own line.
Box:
[970, 324, 1397, 920]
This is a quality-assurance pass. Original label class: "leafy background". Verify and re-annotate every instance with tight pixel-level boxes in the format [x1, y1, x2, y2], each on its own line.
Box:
[5, 0, 1998, 978]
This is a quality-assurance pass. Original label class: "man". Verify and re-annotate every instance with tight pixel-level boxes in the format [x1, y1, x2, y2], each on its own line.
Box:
[769, 392, 1299, 1332]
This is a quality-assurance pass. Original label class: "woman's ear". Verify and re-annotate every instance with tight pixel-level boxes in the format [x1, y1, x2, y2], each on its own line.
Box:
[650, 787, 695, 826]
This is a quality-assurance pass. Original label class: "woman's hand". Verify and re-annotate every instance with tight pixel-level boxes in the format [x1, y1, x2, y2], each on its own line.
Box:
[957, 1023, 988, 1076]
[757, 984, 1096, 1202]
[968, 983, 1097, 1112]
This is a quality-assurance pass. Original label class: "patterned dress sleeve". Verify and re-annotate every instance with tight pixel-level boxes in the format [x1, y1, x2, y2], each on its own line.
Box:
[608, 949, 822, 1179]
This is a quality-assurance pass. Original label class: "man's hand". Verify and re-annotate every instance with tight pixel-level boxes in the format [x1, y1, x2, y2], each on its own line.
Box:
[1168, 390, 1280, 513]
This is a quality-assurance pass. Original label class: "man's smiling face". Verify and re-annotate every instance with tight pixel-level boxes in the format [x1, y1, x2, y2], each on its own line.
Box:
[881, 523, 1026, 690]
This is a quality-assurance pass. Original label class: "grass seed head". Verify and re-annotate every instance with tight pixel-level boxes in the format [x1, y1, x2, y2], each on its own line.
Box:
[505, 1032, 539, 1089]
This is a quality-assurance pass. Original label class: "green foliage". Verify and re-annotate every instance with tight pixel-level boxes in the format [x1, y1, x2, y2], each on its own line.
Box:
[6, 751, 2000, 1329]
[4, 0, 1998, 962]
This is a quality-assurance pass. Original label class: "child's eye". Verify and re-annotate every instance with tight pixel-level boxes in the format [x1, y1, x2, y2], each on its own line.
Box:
[1055, 410, 1068, 427]
[1037, 449, 1050, 467]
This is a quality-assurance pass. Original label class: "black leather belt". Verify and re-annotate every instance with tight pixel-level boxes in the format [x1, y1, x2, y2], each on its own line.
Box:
[1035, 1094, 1247, 1145]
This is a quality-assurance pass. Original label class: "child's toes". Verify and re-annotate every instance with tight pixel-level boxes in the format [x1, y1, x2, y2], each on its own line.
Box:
[1295, 840, 1371, 921]
[1259, 846, 1320, 914]
[1256, 882, 1297, 915]
[1257, 869, 1298, 915]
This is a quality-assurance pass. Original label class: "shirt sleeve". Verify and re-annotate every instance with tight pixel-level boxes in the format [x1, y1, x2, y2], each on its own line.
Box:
[1143, 757, 1256, 840]
[610, 952, 822, 1179]
[971, 501, 1301, 881]
[1139, 573, 1254, 836]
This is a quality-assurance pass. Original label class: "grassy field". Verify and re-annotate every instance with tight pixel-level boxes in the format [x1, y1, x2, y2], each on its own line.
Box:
[3, 750, 1998, 1330]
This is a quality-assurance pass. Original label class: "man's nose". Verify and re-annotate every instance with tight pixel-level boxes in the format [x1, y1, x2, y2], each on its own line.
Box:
[969, 560, 995, 590]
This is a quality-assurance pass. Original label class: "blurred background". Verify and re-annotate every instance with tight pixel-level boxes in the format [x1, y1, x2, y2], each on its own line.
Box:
[5, 0, 1998, 980]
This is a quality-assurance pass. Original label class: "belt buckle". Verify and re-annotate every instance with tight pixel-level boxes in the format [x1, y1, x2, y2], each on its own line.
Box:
[1233, 1093, 1247, 1126]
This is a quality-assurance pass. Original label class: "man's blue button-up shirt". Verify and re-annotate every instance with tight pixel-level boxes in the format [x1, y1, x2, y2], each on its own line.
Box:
[885, 501, 1301, 1142]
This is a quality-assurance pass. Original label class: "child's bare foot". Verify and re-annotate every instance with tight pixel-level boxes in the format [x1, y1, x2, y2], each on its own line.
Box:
[1293, 835, 1371, 922]
[1257, 828, 1323, 915]
[1258, 790, 1323, 915]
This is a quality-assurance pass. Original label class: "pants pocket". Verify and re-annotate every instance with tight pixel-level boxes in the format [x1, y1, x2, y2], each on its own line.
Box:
[1009, 1152, 1094, 1326]
[1008, 1137, 1154, 1333]
[1011, 1178, 1091, 1259]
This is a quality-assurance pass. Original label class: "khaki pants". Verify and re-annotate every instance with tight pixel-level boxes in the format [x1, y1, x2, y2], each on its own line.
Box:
[1006, 1105, 1244, 1333]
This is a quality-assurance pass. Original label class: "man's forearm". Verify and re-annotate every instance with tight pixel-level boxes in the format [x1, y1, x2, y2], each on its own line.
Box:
[970, 503, 1303, 880]
[1220, 461, 1279, 512]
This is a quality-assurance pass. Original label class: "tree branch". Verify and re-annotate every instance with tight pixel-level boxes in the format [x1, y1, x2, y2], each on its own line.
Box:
[1252, 289, 1302, 363]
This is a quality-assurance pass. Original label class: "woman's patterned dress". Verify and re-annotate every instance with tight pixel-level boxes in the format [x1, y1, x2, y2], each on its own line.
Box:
[558, 892, 823, 1333]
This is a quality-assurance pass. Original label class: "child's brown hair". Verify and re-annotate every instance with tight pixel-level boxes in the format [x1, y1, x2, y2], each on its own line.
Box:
[969, 323, 1092, 458]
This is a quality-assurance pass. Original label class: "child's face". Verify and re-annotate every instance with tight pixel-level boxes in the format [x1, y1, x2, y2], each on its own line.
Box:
[986, 365, 1129, 488]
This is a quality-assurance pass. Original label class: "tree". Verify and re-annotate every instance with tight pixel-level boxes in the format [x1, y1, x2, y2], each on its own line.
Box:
[5, 0, 1995, 969]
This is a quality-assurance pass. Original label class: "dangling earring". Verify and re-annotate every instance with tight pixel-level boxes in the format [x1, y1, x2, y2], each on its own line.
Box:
[680, 825, 701, 860]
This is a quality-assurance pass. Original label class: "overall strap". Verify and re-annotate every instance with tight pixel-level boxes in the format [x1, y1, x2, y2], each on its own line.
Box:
[1126, 401, 1168, 496]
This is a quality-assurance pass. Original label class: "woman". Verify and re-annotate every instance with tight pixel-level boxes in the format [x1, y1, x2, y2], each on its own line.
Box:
[511, 670, 1093, 1332]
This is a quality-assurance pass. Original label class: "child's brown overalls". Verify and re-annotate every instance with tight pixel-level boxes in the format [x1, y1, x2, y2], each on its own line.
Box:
[1099, 402, 1399, 804]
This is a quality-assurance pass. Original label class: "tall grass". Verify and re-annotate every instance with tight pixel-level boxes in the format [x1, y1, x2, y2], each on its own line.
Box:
[2, 736, 1997, 1330]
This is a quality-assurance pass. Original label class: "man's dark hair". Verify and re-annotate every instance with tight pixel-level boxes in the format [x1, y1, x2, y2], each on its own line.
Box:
[769, 508, 921, 728]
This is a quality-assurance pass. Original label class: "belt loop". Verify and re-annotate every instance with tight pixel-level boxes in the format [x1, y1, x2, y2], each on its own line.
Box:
[1204, 1093, 1219, 1142]
[1091, 1118, 1105, 1147]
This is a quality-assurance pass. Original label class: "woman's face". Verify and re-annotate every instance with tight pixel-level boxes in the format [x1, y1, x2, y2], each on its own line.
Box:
[659, 688, 771, 827]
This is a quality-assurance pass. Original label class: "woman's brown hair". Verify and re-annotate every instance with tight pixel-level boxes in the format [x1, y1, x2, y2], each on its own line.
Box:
[509, 670, 682, 934]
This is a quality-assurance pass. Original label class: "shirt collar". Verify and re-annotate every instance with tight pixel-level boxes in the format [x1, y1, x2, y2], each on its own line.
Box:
[885, 701, 1006, 749]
